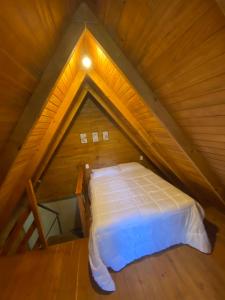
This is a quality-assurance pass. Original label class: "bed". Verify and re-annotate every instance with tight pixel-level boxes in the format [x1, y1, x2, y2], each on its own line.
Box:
[88, 162, 211, 291]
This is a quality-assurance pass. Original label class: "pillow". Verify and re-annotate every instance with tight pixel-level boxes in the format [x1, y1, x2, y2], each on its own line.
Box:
[91, 166, 120, 178]
[118, 162, 145, 172]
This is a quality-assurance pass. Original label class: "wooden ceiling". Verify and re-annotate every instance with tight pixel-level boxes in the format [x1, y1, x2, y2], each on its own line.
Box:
[36, 97, 148, 202]
[86, 0, 225, 189]
[0, 0, 225, 226]
[0, 0, 80, 151]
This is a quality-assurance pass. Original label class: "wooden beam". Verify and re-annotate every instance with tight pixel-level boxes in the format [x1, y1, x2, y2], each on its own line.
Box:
[26, 71, 85, 180]
[0, 72, 86, 229]
[81, 4, 225, 204]
[0, 5, 87, 184]
[33, 87, 89, 184]
[2, 0, 224, 228]
[35, 80, 185, 196]
[87, 78, 209, 202]
[87, 72, 193, 192]
[86, 85, 169, 179]
[34, 81, 171, 187]
[34, 82, 175, 194]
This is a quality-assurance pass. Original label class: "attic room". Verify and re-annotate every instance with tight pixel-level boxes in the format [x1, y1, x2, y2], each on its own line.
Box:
[0, 0, 225, 299]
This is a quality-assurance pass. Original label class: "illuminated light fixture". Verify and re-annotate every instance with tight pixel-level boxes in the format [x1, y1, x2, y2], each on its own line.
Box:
[82, 55, 92, 69]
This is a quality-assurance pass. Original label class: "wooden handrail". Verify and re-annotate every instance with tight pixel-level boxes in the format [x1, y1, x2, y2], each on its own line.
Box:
[1, 180, 47, 255]
[1, 208, 30, 255]
[75, 166, 85, 195]
[26, 180, 48, 249]
[75, 166, 89, 237]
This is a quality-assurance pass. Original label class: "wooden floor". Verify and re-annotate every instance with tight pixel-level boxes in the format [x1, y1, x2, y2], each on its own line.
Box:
[0, 206, 225, 300]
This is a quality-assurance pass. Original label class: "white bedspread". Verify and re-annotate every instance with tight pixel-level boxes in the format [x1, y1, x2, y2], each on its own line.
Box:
[88, 164, 211, 291]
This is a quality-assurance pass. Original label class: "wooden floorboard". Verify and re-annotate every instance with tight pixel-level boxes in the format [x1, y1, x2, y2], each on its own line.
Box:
[0, 207, 225, 299]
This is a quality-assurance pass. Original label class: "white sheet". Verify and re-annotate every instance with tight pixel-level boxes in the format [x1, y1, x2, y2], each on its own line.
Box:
[88, 164, 211, 291]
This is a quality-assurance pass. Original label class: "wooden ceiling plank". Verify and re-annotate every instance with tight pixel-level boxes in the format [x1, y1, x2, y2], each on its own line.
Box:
[0, 5, 87, 184]
[0, 71, 85, 229]
[81, 4, 225, 205]
[85, 85, 165, 178]
[87, 76, 209, 202]
[22, 70, 85, 183]
[33, 73, 183, 197]
[35, 81, 170, 190]
[88, 71, 195, 193]
[33, 87, 89, 184]
[1, 1, 224, 224]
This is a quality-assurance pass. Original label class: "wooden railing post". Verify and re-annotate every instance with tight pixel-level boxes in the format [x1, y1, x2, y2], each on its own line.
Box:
[0, 180, 48, 255]
[26, 180, 48, 248]
[75, 166, 89, 237]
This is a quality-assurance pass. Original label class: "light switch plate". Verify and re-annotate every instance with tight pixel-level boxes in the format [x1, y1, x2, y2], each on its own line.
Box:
[139, 155, 144, 161]
[85, 163, 90, 169]
[92, 132, 99, 143]
[102, 131, 109, 141]
[80, 133, 87, 144]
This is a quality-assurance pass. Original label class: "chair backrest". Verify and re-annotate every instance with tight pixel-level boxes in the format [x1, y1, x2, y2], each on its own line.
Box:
[0, 180, 47, 256]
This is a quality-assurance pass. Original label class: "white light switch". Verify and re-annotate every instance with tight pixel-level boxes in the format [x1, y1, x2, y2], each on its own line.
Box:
[92, 132, 99, 143]
[85, 164, 89, 169]
[139, 155, 144, 161]
[102, 131, 109, 141]
[80, 133, 87, 144]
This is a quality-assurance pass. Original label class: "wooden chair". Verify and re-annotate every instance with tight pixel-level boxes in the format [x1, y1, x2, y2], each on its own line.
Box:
[0, 180, 47, 255]
[74, 166, 90, 237]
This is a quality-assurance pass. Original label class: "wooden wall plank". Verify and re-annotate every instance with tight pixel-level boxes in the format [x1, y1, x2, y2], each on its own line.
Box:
[33, 88, 89, 184]
[37, 97, 146, 202]
[88, 72, 183, 182]
[86, 85, 165, 177]
[0, 1, 81, 152]
[1, 0, 225, 230]
[82, 4, 225, 205]
[0, 41, 84, 230]
[0, 7, 85, 184]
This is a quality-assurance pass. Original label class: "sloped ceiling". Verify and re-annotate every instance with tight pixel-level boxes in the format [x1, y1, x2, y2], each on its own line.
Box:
[0, 0, 81, 151]
[36, 96, 150, 202]
[0, 1, 225, 227]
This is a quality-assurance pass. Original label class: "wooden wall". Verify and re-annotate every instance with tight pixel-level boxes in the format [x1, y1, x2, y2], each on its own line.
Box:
[0, 40, 84, 227]
[86, 0, 225, 198]
[86, 33, 219, 202]
[0, 0, 225, 226]
[37, 98, 146, 202]
[0, 0, 80, 152]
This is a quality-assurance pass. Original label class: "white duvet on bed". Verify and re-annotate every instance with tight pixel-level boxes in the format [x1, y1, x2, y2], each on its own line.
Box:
[88, 163, 211, 291]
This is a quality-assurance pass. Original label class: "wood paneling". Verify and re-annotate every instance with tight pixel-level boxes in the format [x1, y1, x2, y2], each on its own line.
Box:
[85, 0, 225, 200]
[37, 98, 146, 202]
[0, 10, 85, 184]
[1, 0, 225, 228]
[0, 43, 84, 228]
[86, 32, 220, 204]
[0, 0, 80, 152]
[0, 180, 47, 255]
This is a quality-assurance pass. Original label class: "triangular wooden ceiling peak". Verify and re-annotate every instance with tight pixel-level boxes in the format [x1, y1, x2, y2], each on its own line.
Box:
[34, 82, 178, 186]
[0, 2, 224, 228]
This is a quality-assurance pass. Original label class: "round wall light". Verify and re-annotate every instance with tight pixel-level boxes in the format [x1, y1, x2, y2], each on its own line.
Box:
[82, 55, 92, 69]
